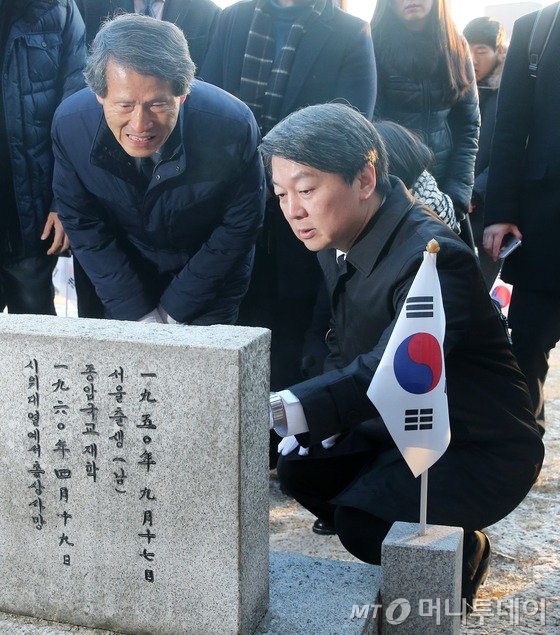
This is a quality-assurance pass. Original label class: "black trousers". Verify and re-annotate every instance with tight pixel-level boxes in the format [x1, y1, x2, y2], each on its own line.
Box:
[508, 287, 560, 426]
[0, 254, 57, 315]
[277, 446, 392, 564]
[277, 446, 479, 570]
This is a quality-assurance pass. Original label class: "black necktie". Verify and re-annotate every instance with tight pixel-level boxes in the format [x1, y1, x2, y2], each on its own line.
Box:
[337, 253, 347, 276]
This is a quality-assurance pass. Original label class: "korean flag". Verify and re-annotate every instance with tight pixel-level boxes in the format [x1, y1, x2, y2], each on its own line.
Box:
[367, 241, 450, 477]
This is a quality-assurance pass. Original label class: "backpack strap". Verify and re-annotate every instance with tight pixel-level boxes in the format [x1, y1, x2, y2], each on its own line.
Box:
[528, 2, 560, 78]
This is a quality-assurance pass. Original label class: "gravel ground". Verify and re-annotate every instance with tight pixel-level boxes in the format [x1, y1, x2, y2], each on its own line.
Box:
[269, 349, 560, 635]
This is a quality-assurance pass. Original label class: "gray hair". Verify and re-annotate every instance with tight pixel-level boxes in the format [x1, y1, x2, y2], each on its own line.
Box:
[84, 13, 196, 97]
[260, 104, 391, 195]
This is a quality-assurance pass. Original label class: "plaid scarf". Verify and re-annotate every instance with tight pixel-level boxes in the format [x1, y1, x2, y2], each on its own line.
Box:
[239, 0, 327, 134]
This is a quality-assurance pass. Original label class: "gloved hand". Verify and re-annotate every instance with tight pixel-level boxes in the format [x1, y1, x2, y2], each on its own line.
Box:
[278, 435, 309, 456]
[138, 308, 165, 324]
[278, 433, 341, 455]
[321, 433, 340, 449]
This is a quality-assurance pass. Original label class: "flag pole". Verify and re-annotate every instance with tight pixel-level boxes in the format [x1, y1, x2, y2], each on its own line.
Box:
[419, 469, 428, 536]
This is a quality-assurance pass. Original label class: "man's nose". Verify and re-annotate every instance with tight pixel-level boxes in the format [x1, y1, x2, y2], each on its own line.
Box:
[285, 195, 305, 219]
[130, 106, 152, 131]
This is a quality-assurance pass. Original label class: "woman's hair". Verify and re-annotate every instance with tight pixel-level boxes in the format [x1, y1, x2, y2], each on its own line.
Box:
[371, 0, 471, 98]
[375, 121, 433, 188]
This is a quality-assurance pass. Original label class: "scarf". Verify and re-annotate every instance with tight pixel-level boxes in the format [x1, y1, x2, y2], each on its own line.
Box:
[239, 0, 327, 134]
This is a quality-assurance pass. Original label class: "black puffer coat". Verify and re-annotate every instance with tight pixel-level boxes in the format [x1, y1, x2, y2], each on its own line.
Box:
[1, 0, 85, 255]
[372, 18, 479, 213]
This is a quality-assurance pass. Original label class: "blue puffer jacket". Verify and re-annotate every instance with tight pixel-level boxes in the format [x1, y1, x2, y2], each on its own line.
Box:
[2, 0, 85, 255]
[52, 81, 266, 324]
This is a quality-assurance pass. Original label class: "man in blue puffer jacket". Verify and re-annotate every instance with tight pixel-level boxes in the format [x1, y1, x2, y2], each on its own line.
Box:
[0, 0, 86, 314]
[52, 13, 265, 324]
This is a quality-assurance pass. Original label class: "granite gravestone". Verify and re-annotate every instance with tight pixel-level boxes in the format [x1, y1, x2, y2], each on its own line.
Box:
[0, 315, 270, 635]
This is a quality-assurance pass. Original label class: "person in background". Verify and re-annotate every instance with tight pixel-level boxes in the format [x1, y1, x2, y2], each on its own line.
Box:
[201, 0, 376, 466]
[76, 0, 220, 70]
[264, 103, 543, 611]
[51, 14, 265, 326]
[463, 16, 507, 288]
[371, 0, 479, 247]
[74, 0, 221, 319]
[376, 120, 459, 232]
[0, 0, 85, 315]
[484, 3, 560, 436]
[201, 0, 375, 386]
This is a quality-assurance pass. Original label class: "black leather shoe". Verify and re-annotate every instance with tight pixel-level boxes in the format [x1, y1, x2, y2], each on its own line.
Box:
[312, 518, 336, 536]
[462, 530, 491, 614]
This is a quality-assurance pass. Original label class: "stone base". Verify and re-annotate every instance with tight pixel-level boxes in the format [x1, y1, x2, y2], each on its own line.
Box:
[381, 522, 463, 634]
[0, 552, 380, 635]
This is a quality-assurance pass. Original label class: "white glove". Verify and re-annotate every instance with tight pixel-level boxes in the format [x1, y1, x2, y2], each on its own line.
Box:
[138, 308, 165, 324]
[321, 433, 340, 449]
[278, 435, 309, 456]
[157, 305, 179, 324]
[278, 433, 341, 455]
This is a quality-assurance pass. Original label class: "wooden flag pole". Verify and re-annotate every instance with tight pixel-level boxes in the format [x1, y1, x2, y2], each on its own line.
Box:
[419, 469, 428, 536]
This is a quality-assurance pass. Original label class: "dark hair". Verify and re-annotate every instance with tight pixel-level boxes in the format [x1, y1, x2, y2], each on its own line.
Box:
[375, 121, 433, 188]
[463, 17, 506, 51]
[84, 13, 195, 97]
[371, 0, 471, 98]
[260, 104, 391, 196]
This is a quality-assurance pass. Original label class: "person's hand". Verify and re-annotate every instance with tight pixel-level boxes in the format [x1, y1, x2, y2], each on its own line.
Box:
[321, 434, 340, 449]
[41, 211, 70, 255]
[483, 223, 522, 262]
[138, 308, 165, 324]
[277, 433, 341, 455]
[278, 435, 308, 456]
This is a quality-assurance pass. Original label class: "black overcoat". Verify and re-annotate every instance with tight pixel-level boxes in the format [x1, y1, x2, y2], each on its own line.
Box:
[289, 179, 544, 529]
[75, 0, 220, 71]
[485, 5, 560, 292]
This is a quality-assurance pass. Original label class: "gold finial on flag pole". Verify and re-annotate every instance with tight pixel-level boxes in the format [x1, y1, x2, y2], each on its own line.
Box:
[426, 239, 440, 254]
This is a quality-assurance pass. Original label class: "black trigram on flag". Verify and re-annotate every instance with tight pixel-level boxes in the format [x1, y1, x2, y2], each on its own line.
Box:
[406, 296, 434, 318]
[404, 408, 434, 431]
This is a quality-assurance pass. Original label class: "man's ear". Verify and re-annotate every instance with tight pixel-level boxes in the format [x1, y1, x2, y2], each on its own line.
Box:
[95, 94, 104, 105]
[179, 95, 187, 105]
[357, 163, 377, 200]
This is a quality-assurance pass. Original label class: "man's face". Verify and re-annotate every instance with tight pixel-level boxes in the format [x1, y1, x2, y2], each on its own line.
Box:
[469, 43, 499, 82]
[96, 59, 186, 157]
[271, 157, 376, 253]
[391, 0, 433, 31]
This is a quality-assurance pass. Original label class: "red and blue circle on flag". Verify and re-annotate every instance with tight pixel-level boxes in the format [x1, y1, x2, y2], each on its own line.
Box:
[393, 332, 442, 394]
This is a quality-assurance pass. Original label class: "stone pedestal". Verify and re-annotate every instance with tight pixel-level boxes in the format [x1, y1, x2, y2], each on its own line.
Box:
[0, 315, 270, 635]
[381, 522, 463, 634]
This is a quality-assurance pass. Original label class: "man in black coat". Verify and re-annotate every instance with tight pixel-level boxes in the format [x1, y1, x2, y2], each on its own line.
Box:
[201, 0, 376, 392]
[76, 0, 220, 70]
[483, 3, 560, 435]
[264, 104, 544, 610]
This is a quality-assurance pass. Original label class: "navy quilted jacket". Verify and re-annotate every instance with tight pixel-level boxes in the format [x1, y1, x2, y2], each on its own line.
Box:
[2, 0, 85, 255]
[52, 81, 266, 323]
